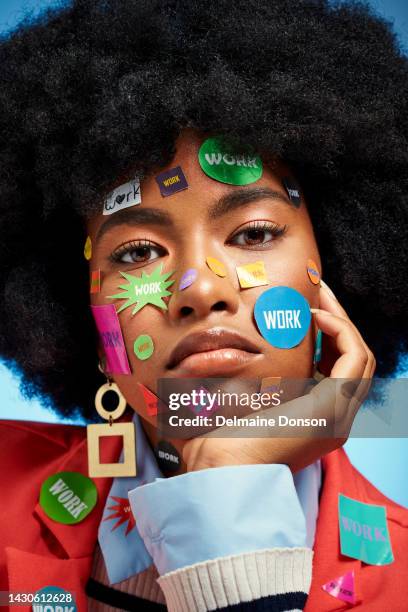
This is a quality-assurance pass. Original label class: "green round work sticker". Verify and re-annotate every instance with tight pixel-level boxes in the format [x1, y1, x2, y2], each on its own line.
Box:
[134, 334, 154, 360]
[198, 137, 263, 185]
[40, 471, 97, 525]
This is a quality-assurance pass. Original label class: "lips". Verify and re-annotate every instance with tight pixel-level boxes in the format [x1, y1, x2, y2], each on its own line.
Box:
[167, 328, 261, 371]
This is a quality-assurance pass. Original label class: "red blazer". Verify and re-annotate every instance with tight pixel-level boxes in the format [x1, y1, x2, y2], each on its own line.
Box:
[1, 419, 407, 611]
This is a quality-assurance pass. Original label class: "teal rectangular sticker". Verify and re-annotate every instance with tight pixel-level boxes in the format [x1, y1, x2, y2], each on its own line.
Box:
[338, 493, 394, 565]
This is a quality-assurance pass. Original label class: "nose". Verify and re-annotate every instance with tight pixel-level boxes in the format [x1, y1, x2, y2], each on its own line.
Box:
[167, 261, 240, 324]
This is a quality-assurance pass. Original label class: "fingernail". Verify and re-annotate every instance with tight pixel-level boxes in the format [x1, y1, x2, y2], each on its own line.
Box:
[320, 279, 337, 300]
[310, 308, 331, 316]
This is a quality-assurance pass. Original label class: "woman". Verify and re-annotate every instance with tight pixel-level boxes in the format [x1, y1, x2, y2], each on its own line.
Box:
[0, 1, 407, 610]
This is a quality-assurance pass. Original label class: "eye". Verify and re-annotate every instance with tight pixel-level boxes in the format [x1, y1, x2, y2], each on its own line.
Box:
[110, 239, 167, 265]
[228, 221, 287, 248]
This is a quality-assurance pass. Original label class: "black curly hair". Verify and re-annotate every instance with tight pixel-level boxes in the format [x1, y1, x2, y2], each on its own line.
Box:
[0, 0, 407, 420]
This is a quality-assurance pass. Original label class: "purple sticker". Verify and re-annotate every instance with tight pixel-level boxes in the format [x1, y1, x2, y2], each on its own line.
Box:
[155, 166, 188, 197]
[90, 304, 131, 375]
[179, 268, 198, 291]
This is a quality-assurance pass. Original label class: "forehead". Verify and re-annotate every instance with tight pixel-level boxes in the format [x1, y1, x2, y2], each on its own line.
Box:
[88, 130, 298, 236]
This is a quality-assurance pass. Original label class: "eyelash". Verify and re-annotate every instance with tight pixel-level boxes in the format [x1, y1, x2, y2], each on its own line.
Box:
[227, 220, 287, 248]
[109, 221, 287, 265]
[109, 239, 167, 264]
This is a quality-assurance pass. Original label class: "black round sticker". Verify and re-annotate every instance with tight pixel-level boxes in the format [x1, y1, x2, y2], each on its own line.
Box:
[156, 440, 181, 473]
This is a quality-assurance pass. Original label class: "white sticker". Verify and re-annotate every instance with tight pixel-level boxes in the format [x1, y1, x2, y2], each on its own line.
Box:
[103, 178, 141, 215]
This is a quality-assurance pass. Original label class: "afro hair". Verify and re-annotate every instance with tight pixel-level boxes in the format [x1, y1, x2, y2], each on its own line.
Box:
[0, 0, 407, 420]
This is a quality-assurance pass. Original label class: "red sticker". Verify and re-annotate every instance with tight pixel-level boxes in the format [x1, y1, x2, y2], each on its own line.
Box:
[138, 383, 166, 417]
[90, 270, 101, 294]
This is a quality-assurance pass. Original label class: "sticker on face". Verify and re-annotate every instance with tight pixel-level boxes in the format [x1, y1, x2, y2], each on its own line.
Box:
[134, 334, 154, 360]
[206, 256, 227, 277]
[198, 137, 263, 185]
[282, 177, 302, 207]
[322, 571, 357, 605]
[40, 471, 97, 525]
[179, 268, 198, 290]
[155, 165, 188, 197]
[254, 286, 311, 349]
[138, 383, 165, 417]
[236, 261, 269, 288]
[260, 377, 281, 393]
[84, 236, 92, 260]
[108, 263, 175, 315]
[90, 269, 101, 294]
[307, 259, 320, 285]
[338, 494, 394, 566]
[103, 177, 141, 215]
[90, 304, 132, 374]
[313, 329, 322, 363]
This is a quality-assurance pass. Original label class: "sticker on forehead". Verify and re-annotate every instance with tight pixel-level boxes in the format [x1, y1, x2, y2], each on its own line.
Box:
[134, 334, 154, 360]
[198, 137, 263, 185]
[282, 177, 301, 207]
[338, 494, 394, 565]
[156, 166, 188, 197]
[179, 268, 198, 290]
[90, 304, 131, 374]
[236, 261, 269, 289]
[254, 286, 311, 349]
[307, 259, 320, 285]
[84, 236, 92, 260]
[108, 263, 175, 315]
[206, 256, 227, 277]
[103, 177, 141, 215]
[90, 269, 101, 294]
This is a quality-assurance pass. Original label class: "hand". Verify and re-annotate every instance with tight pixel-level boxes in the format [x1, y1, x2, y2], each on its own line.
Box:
[182, 282, 376, 473]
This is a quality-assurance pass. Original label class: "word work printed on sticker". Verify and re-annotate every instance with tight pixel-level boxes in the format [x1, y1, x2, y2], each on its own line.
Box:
[156, 166, 188, 197]
[48, 477, 88, 519]
[90, 304, 131, 374]
[254, 286, 311, 349]
[103, 177, 141, 215]
[263, 309, 301, 330]
[338, 493, 394, 566]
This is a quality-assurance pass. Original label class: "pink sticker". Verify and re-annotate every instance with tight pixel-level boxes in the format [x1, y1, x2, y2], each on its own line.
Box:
[90, 304, 131, 375]
[179, 268, 198, 291]
[322, 570, 356, 605]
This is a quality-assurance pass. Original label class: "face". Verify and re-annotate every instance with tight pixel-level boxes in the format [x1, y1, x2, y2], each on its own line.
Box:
[87, 130, 321, 419]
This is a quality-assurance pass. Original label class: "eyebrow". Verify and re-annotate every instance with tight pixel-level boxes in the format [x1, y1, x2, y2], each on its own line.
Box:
[96, 207, 173, 243]
[208, 187, 294, 219]
[96, 186, 293, 242]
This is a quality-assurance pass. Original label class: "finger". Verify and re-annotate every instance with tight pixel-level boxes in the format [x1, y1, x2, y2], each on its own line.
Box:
[319, 283, 376, 382]
[311, 309, 369, 378]
[312, 307, 374, 416]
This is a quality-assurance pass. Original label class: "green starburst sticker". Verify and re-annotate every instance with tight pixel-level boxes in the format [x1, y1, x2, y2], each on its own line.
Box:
[109, 264, 175, 315]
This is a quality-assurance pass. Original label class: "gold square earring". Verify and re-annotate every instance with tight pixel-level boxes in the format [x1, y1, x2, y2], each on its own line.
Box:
[87, 378, 137, 478]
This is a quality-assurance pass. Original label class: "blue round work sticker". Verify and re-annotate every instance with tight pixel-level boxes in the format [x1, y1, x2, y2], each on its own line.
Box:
[254, 286, 311, 349]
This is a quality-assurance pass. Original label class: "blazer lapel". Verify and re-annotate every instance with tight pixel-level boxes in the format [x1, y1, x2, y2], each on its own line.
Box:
[305, 449, 364, 610]
[6, 425, 124, 609]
